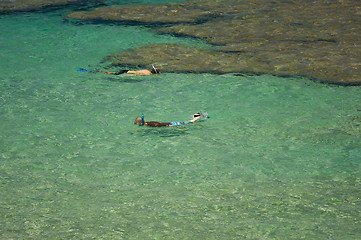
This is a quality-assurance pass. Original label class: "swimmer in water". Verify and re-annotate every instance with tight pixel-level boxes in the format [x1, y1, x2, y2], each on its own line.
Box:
[134, 113, 206, 127]
[97, 64, 161, 76]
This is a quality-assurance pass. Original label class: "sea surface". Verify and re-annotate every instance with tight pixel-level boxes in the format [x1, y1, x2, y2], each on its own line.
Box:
[1, 1, 361, 239]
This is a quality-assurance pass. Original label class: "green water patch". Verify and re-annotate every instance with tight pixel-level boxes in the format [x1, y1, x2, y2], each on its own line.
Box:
[1, 71, 361, 239]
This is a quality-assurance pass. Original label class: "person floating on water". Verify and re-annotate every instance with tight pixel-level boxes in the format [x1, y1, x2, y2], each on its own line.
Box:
[134, 113, 209, 127]
[77, 64, 161, 76]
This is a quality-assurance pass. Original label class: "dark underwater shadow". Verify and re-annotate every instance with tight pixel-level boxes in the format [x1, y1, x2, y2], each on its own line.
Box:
[134, 126, 190, 138]
[104, 77, 145, 83]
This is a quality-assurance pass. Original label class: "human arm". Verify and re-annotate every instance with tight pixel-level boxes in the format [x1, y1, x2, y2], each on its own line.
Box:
[188, 113, 203, 123]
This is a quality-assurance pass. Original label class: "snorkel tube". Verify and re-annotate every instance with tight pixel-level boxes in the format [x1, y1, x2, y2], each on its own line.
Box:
[152, 64, 157, 72]
[151, 64, 160, 74]
[141, 114, 145, 126]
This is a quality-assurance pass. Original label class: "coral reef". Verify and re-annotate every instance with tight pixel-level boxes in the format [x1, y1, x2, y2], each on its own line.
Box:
[63, 0, 361, 84]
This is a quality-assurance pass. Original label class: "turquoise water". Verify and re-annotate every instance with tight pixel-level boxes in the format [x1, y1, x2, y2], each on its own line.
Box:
[1, 3, 361, 239]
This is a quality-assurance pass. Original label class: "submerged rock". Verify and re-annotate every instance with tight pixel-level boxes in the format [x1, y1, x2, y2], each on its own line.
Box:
[105, 43, 285, 77]
[105, 44, 253, 74]
[0, 0, 98, 13]
[66, 1, 214, 24]
[67, 0, 361, 85]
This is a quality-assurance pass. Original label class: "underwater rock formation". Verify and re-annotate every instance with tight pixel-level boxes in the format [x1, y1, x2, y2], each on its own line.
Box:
[67, 0, 361, 85]
[0, 0, 95, 13]
[105, 43, 269, 75]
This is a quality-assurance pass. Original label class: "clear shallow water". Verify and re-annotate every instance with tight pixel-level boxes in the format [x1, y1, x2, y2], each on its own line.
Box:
[1, 3, 361, 239]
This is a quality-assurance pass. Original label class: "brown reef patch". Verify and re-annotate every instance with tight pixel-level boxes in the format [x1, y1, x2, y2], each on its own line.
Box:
[66, 0, 361, 85]
[105, 43, 256, 74]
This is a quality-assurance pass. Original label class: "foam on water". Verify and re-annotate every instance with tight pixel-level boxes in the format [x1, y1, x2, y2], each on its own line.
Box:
[0, 3, 361, 239]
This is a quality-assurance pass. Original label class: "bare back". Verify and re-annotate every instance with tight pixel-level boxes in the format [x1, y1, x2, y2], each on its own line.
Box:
[127, 69, 152, 76]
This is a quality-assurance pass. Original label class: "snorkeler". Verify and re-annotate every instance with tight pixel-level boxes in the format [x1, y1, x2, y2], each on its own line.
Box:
[134, 113, 209, 127]
[78, 64, 161, 76]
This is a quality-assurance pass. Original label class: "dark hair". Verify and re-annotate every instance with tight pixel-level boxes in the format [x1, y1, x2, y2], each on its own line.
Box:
[151, 68, 161, 74]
